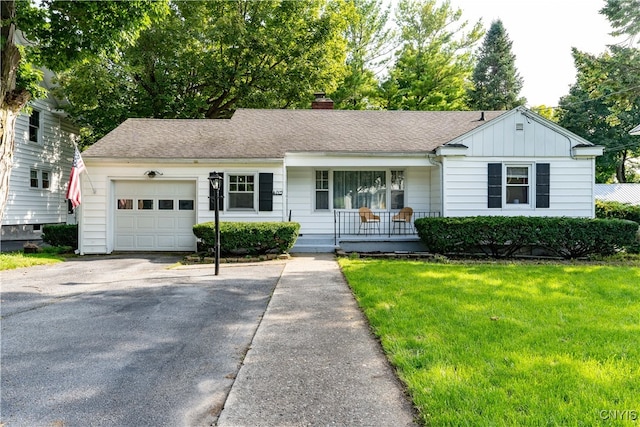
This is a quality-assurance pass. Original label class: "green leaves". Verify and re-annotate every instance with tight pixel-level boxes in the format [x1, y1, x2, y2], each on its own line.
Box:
[382, 0, 483, 111]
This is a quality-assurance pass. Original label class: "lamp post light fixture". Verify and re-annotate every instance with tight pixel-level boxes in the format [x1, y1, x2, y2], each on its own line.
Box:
[208, 172, 222, 276]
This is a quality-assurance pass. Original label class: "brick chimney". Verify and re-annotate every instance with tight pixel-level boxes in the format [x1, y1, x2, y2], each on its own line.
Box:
[311, 91, 334, 110]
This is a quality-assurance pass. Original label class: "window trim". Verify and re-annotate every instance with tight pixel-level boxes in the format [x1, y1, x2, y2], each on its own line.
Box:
[227, 173, 257, 211]
[504, 163, 532, 208]
[29, 110, 41, 144]
[314, 170, 330, 211]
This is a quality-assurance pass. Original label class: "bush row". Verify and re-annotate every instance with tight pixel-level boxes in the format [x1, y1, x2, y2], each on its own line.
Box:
[193, 221, 300, 256]
[595, 200, 640, 224]
[42, 224, 78, 249]
[414, 216, 639, 259]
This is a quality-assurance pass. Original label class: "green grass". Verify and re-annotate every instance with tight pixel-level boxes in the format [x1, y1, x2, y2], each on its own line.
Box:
[339, 258, 640, 426]
[0, 247, 68, 271]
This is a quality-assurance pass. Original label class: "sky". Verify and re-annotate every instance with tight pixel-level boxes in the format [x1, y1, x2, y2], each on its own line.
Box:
[446, 0, 621, 107]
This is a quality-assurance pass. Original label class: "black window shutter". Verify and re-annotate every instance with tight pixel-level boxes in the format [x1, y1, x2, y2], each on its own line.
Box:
[488, 163, 502, 208]
[536, 163, 550, 208]
[259, 173, 273, 211]
[209, 172, 224, 211]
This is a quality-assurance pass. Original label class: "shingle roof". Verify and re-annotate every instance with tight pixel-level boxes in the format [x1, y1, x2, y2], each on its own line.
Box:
[83, 109, 507, 159]
[594, 184, 640, 205]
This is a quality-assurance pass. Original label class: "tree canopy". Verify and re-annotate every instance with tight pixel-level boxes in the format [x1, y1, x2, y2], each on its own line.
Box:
[380, 0, 483, 111]
[56, 0, 348, 143]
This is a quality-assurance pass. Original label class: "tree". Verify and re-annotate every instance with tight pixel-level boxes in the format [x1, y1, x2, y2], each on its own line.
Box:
[569, 0, 640, 124]
[0, 0, 165, 222]
[380, 0, 483, 111]
[558, 82, 640, 183]
[56, 0, 348, 143]
[467, 19, 525, 110]
[330, 0, 394, 109]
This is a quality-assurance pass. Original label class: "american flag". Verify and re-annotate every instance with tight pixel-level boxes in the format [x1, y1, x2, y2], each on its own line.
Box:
[66, 148, 86, 208]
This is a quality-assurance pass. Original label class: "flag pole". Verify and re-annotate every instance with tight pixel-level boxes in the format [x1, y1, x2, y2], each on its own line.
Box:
[72, 141, 96, 195]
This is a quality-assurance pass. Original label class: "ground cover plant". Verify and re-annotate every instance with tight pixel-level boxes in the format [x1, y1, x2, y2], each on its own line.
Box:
[0, 248, 66, 271]
[339, 258, 640, 426]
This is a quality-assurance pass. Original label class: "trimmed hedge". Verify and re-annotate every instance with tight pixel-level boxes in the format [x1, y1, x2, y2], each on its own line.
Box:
[42, 224, 78, 249]
[414, 216, 639, 259]
[193, 221, 300, 256]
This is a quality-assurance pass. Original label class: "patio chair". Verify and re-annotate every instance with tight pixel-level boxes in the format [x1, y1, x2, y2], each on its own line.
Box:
[358, 206, 380, 235]
[391, 207, 414, 234]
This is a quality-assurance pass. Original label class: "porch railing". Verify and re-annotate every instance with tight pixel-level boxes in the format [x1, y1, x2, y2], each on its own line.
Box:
[333, 209, 441, 243]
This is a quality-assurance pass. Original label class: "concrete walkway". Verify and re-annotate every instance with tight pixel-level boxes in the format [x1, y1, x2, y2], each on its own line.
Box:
[217, 254, 417, 426]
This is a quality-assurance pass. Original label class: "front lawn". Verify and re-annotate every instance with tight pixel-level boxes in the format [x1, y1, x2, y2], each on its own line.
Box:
[339, 258, 640, 426]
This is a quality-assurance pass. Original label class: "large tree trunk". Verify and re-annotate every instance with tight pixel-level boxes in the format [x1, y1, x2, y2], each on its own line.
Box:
[1, 0, 31, 223]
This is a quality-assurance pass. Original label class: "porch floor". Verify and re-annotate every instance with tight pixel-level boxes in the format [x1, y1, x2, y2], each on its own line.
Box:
[291, 234, 427, 254]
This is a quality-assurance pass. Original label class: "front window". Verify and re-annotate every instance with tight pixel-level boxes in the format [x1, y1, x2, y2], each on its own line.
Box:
[315, 170, 329, 210]
[29, 110, 40, 143]
[333, 171, 386, 209]
[229, 174, 255, 209]
[506, 166, 529, 205]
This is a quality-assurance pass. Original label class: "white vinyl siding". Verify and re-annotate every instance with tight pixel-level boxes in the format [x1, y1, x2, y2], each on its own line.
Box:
[442, 158, 595, 217]
[3, 98, 78, 227]
[79, 163, 283, 254]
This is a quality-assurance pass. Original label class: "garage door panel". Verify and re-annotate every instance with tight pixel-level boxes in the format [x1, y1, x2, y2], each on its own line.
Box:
[157, 217, 177, 229]
[114, 181, 196, 252]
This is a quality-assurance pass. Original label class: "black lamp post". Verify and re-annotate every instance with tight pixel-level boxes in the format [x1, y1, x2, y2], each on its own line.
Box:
[208, 172, 222, 275]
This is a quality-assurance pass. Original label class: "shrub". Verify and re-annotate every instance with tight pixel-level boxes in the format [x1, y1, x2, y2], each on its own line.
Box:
[596, 200, 640, 223]
[42, 224, 78, 249]
[414, 216, 638, 259]
[193, 221, 300, 256]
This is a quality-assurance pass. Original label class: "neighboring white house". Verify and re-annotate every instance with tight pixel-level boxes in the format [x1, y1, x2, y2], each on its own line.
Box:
[1, 93, 79, 242]
[595, 184, 640, 205]
[630, 124, 640, 135]
[77, 105, 603, 254]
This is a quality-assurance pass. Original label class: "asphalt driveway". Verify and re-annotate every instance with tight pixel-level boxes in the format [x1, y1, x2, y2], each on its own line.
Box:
[0, 255, 285, 426]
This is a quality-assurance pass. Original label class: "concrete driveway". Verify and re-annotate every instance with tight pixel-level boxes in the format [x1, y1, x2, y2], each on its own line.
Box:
[0, 255, 285, 426]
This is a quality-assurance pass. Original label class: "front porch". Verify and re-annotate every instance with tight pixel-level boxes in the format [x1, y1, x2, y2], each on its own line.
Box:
[291, 210, 440, 253]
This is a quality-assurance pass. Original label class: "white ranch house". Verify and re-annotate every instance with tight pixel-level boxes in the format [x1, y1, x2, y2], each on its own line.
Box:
[78, 105, 603, 254]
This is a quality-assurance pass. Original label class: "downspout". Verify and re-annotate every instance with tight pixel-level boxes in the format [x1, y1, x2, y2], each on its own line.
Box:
[282, 157, 288, 223]
[427, 154, 444, 217]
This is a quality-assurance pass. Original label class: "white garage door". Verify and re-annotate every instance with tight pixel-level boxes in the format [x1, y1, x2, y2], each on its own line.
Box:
[114, 180, 197, 251]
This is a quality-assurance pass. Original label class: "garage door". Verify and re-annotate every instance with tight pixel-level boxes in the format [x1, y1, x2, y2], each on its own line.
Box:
[114, 181, 197, 251]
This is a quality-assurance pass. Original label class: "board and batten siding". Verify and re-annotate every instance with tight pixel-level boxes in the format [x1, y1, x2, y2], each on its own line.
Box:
[79, 162, 284, 254]
[440, 108, 598, 218]
[3, 98, 78, 230]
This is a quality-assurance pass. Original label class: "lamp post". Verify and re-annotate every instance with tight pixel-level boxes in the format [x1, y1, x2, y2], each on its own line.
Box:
[208, 172, 222, 275]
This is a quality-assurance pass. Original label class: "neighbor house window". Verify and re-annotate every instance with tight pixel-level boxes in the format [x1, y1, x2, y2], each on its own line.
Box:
[229, 174, 255, 209]
[41, 171, 50, 189]
[30, 170, 39, 188]
[390, 170, 405, 209]
[333, 171, 386, 209]
[315, 170, 329, 210]
[506, 165, 530, 205]
[29, 110, 40, 143]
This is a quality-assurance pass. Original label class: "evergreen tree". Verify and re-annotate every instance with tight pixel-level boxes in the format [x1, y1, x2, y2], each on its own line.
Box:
[468, 19, 525, 110]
